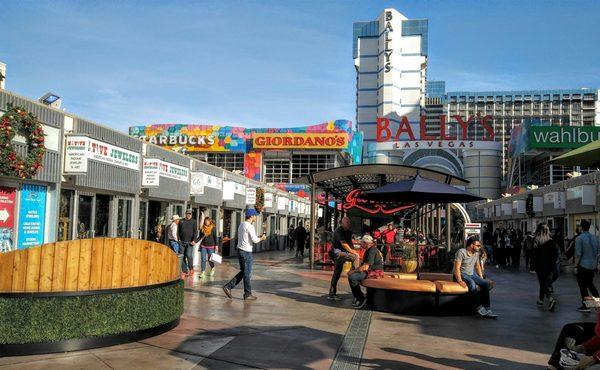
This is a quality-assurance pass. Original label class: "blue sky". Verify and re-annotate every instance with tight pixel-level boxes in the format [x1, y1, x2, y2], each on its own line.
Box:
[1, 1, 599, 131]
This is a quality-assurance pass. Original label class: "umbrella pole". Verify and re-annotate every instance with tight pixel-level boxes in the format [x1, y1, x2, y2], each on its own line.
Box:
[416, 206, 420, 276]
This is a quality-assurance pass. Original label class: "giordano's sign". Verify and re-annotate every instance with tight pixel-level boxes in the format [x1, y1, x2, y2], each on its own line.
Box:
[251, 133, 349, 149]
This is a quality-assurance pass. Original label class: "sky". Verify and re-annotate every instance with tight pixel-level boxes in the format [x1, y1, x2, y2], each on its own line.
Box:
[1, 0, 599, 131]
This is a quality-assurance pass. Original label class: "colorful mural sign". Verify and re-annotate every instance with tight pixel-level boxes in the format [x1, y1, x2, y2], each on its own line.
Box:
[129, 121, 363, 181]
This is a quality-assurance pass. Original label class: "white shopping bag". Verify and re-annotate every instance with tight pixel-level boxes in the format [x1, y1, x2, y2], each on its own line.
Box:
[209, 253, 222, 264]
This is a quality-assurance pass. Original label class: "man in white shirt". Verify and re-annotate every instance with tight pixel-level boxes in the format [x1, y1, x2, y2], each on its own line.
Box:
[223, 209, 266, 300]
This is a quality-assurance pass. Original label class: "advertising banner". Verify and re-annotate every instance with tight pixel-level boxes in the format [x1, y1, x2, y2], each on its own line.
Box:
[234, 182, 246, 196]
[464, 222, 482, 242]
[190, 172, 205, 195]
[223, 181, 235, 201]
[142, 158, 161, 187]
[264, 193, 274, 208]
[64, 136, 140, 173]
[17, 184, 46, 249]
[246, 188, 257, 205]
[203, 174, 222, 190]
[277, 196, 288, 211]
[530, 126, 600, 149]
[64, 136, 88, 173]
[252, 133, 349, 149]
[0, 187, 16, 253]
[159, 161, 189, 182]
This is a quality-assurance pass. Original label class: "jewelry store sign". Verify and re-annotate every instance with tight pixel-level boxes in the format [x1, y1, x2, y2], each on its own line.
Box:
[64, 136, 140, 173]
[142, 159, 189, 187]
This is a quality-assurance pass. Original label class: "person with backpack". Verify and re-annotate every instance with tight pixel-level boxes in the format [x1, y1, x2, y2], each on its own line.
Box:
[533, 223, 558, 311]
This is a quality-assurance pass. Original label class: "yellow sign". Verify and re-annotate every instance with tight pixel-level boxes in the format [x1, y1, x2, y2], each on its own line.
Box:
[251, 133, 348, 149]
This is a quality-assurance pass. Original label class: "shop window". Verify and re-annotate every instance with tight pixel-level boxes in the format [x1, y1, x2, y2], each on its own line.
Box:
[264, 160, 291, 183]
[147, 201, 168, 242]
[95, 194, 111, 237]
[77, 195, 93, 239]
[202, 152, 245, 172]
[117, 199, 132, 238]
[58, 189, 74, 241]
[138, 201, 147, 239]
[291, 154, 336, 179]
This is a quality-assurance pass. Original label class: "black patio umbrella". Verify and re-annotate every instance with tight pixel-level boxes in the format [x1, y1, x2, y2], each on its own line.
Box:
[360, 175, 485, 204]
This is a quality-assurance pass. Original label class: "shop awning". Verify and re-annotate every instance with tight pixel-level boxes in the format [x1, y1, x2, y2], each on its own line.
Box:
[550, 140, 600, 167]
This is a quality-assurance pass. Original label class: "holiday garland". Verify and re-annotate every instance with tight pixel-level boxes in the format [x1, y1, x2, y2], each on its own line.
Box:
[255, 187, 265, 212]
[0, 104, 46, 179]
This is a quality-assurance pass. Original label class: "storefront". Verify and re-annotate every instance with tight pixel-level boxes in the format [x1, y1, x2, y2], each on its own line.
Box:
[61, 116, 142, 240]
[0, 90, 64, 250]
[141, 144, 190, 242]
[220, 172, 248, 256]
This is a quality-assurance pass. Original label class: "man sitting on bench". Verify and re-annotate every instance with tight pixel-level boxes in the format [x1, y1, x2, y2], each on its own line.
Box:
[454, 236, 498, 319]
[348, 235, 384, 309]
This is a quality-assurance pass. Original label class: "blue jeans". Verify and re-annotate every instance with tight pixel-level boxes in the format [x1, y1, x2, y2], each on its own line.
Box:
[225, 250, 253, 297]
[200, 247, 215, 271]
[181, 242, 194, 273]
[348, 271, 368, 301]
[461, 272, 491, 309]
[169, 240, 180, 254]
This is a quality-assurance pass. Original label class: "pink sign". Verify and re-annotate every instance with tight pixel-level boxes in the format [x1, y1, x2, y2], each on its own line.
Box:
[0, 186, 16, 228]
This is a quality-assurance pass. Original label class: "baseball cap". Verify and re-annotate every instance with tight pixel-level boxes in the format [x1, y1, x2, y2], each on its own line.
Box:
[172, 214, 180, 221]
[246, 209, 260, 218]
[185, 209, 193, 214]
[362, 235, 374, 244]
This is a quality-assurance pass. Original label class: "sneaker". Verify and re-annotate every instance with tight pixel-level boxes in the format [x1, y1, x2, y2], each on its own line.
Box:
[351, 299, 360, 307]
[180, 273, 187, 280]
[222, 286, 232, 299]
[200, 271, 206, 279]
[244, 295, 258, 301]
[209, 269, 215, 277]
[476, 305, 488, 317]
[355, 299, 368, 309]
[327, 294, 342, 301]
[536, 300, 544, 307]
[577, 305, 591, 313]
[549, 298, 557, 312]
[484, 309, 498, 319]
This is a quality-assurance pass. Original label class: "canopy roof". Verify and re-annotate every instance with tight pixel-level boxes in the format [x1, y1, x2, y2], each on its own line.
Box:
[294, 164, 469, 200]
[361, 175, 485, 204]
[550, 140, 600, 167]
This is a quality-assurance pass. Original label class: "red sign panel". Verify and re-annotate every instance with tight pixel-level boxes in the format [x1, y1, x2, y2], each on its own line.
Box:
[0, 187, 16, 228]
[342, 189, 415, 215]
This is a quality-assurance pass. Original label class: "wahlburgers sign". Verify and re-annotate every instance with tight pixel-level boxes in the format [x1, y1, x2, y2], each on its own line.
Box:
[530, 126, 600, 149]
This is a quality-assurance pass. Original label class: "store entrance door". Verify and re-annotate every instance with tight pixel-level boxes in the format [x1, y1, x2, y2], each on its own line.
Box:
[77, 195, 93, 239]
[147, 200, 168, 243]
[138, 201, 148, 239]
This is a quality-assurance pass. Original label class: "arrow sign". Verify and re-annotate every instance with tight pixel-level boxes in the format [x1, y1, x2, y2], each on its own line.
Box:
[0, 208, 9, 223]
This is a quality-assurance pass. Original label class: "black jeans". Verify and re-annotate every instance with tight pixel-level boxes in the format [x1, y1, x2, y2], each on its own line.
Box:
[548, 322, 596, 368]
[181, 241, 194, 273]
[329, 249, 358, 295]
[225, 250, 253, 297]
[536, 269, 553, 301]
[576, 266, 599, 302]
[295, 239, 304, 257]
[348, 271, 368, 301]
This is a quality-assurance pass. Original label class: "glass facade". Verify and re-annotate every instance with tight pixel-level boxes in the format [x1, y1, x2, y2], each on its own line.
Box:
[401, 19, 428, 56]
[352, 21, 379, 58]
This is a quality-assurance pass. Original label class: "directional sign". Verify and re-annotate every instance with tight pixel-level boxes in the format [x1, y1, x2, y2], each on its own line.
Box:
[0, 187, 16, 228]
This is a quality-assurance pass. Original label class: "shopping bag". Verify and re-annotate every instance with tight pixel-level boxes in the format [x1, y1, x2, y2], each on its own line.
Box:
[209, 253, 222, 264]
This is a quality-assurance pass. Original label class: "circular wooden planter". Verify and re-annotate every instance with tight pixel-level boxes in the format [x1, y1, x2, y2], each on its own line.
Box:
[0, 238, 183, 356]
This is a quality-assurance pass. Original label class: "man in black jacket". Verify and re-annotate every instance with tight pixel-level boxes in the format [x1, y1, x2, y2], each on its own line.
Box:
[294, 221, 308, 258]
[179, 209, 199, 277]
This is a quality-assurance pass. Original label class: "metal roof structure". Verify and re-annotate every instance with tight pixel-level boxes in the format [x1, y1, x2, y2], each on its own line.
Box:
[294, 164, 469, 200]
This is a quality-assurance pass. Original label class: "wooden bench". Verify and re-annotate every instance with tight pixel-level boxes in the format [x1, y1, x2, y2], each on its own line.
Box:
[359, 272, 479, 315]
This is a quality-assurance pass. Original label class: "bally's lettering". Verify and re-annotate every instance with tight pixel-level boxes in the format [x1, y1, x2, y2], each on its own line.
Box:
[376, 115, 495, 142]
[384, 11, 393, 73]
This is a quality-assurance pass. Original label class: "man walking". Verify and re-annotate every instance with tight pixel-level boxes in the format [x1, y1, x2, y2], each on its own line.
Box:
[167, 214, 181, 254]
[223, 209, 266, 301]
[454, 236, 498, 318]
[328, 217, 359, 301]
[179, 209, 199, 277]
[294, 221, 308, 258]
[574, 220, 599, 312]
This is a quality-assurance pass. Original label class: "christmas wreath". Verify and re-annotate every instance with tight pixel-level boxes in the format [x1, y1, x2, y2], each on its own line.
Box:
[255, 187, 265, 212]
[0, 104, 46, 179]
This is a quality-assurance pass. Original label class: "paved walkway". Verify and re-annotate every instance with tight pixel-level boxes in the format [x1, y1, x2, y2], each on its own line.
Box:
[2, 250, 598, 369]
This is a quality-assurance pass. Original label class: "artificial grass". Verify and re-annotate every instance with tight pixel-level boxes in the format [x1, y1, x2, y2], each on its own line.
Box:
[0, 281, 183, 344]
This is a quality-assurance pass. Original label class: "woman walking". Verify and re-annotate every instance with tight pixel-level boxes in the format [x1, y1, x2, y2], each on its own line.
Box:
[533, 223, 559, 311]
[199, 217, 219, 279]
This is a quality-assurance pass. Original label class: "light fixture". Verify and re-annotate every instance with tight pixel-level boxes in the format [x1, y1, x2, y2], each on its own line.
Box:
[39, 92, 62, 109]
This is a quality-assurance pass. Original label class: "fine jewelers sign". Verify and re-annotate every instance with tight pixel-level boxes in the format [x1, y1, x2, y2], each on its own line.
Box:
[64, 136, 140, 173]
[246, 188, 256, 205]
[142, 159, 189, 187]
